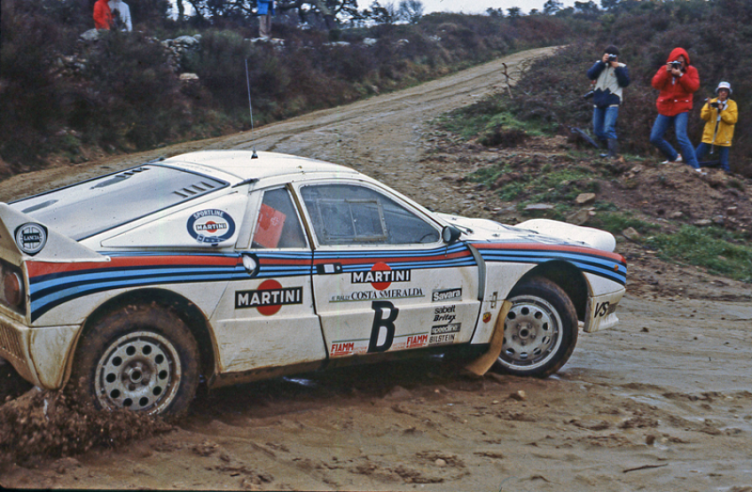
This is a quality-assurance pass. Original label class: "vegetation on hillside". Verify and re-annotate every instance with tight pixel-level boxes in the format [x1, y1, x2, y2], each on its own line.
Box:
[444, 0, 752, 177]
[0, 0, 577, 174]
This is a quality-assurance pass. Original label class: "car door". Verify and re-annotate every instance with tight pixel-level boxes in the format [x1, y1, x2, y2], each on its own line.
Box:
[296, 181, 481, 359]
[211, 186, 327, 374]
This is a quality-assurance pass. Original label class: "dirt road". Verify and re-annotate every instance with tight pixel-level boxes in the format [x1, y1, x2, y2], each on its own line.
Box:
[2, 46, 752, 491]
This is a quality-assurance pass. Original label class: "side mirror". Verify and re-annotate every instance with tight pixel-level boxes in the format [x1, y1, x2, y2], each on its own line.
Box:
[442, 225, 462, 244]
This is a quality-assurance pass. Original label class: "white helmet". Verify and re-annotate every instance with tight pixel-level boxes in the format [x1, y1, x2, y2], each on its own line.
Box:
[716, 81, 732, 94]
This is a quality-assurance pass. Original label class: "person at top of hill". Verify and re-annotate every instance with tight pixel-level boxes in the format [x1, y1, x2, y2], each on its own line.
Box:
[586, 44, 630, 159]
[108, 0, 132, 31]
[695, 81, 738, 173]
[649, 47, 701, 171]
[258, 0, 274, 39]
[93, 0, 113, 30]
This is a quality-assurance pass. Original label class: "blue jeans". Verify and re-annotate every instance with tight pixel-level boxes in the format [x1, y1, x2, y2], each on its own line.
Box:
[650, 112, 699, 169]
[695, 142, 730, 172]
[593, 106, 619, 141]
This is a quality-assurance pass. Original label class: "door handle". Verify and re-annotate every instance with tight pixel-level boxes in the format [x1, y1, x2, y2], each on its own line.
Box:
[316, 263, 343, 274]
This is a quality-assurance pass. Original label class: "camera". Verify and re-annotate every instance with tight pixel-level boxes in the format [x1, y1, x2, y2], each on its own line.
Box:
[583, 91, 594, 99]
[669, 61, 682, 70]
[710, 101, 720, 109]
[607, 54, 618, 62]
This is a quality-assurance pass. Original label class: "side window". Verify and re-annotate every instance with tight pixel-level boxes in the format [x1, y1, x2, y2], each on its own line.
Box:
[300, 184, 440, 246]
[251, 188, 307, 249]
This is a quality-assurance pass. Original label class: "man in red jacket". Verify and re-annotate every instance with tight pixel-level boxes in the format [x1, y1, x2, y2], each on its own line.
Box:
[93, 0, 113, 30]
[649, 47, 701, 170]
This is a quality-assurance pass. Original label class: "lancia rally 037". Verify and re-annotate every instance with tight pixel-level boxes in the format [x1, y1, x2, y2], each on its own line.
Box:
[0, 151, 626, 415]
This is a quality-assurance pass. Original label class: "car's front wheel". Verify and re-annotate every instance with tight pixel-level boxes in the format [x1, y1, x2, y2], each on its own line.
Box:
[493, 277, 578, 378]
[70, 305, 200, 416]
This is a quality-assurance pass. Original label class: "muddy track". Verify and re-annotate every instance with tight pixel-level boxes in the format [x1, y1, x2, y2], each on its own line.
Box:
[2, 46, 752, 491]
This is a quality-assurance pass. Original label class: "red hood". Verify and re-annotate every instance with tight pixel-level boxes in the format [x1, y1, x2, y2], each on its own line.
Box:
[667, 47, 691, 65]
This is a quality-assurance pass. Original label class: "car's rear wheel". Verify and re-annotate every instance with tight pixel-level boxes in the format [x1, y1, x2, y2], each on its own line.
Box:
[493, 277, 578, 378]
[70, 305, 200, 416]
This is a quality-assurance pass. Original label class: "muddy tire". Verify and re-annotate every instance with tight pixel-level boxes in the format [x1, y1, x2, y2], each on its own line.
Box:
[493, 277, 578, 378]
[70, 304, 200, 416]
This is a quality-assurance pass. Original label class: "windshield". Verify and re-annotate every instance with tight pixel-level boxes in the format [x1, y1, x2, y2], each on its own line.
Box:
[11, 164, 228, 240]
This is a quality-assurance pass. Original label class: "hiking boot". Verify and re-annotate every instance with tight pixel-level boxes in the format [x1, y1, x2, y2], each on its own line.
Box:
[607, 139, 618, 159]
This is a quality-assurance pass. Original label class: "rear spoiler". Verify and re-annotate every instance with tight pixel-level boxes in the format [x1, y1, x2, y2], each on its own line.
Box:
[0, 203, 109, 265]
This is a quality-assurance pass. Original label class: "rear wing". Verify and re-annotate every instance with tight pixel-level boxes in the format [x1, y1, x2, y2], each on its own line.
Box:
[0, 203, 108, 265]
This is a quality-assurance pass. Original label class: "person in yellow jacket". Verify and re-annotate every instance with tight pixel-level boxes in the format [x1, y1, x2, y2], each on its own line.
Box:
[696, 81, 737, 173]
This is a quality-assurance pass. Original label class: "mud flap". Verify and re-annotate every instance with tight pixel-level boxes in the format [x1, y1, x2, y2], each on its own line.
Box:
[464, 300, 512, 376]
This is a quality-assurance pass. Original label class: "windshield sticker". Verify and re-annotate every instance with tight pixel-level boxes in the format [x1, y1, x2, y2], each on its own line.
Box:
[351, 262, 411, 290]
[15, 223, 48, 256]
[187, 209, 236, 244]
[235, 279, 303, 315]
[432, 287, 462, 302]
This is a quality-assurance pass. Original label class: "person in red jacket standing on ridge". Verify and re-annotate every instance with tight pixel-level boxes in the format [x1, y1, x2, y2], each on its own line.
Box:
[649, 47, 701, 171]
[93, 0, 113, 30]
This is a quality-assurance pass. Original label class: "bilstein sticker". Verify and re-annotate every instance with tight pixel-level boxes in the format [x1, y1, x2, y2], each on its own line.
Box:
[351, 262, 410, 291]
[235, 279, 303, 315]
[430, 333, 456, 345]
[432, 288, 462, 302]
[187, 209, 236, 244]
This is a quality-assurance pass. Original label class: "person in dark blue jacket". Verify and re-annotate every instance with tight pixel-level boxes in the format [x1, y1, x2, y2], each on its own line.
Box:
[586, 45, 630, 158]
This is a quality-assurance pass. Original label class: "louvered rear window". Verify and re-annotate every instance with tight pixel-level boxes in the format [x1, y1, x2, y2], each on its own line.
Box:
[11, 165, 228, 240]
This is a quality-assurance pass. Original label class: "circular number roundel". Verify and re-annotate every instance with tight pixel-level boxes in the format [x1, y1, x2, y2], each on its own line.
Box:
[15, 223, 48, 256]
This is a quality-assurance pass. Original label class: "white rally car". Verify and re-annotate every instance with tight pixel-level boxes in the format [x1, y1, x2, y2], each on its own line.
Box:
[0, 151, 626, 415]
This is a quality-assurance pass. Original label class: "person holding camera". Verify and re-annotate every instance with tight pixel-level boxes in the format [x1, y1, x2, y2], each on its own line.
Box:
[649, 47, 701, 170]
[586, 45, 630, 158]
[695, 82, 737, 173]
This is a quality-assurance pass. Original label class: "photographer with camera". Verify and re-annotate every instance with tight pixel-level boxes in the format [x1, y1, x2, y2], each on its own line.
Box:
[649, 47, 701, 171]
[695, 82, 737, 173]
[586, 45, 630, 158]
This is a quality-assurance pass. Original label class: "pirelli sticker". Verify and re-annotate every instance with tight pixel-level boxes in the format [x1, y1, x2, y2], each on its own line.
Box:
[235, 279, 303, 315]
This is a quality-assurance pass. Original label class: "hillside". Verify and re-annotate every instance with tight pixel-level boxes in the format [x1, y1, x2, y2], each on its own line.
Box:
[2, 47, 752, 491]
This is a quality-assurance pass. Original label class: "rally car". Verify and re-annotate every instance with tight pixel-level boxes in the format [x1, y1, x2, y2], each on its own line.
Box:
[0, 151, 626, 415]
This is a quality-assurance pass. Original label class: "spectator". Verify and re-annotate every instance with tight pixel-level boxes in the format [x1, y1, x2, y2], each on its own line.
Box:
[108, 0, 132, 31]
[258, 0, 274, 39]
[696, 81, 738, 173]
[93, 0, 113, 30]
[649, 47, 701, 171]
[586, 45, 630, 159]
